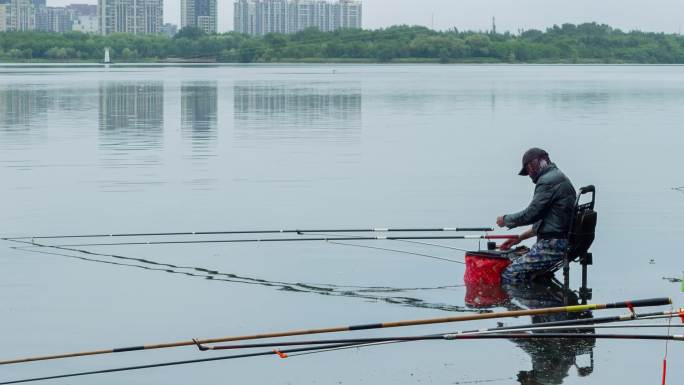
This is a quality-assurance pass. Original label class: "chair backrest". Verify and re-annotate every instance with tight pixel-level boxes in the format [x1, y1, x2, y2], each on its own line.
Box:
[526, 185, 598, 280]
[567, 185, 597, 261]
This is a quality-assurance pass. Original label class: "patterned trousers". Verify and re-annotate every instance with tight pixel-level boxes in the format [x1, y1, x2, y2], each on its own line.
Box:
[502, 238, 568, 282]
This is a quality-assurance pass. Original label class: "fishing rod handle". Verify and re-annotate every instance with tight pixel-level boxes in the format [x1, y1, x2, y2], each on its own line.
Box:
[606, 297, 672, 309]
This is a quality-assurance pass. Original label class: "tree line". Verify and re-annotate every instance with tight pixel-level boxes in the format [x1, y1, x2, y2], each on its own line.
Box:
[1, 23, 684, 63]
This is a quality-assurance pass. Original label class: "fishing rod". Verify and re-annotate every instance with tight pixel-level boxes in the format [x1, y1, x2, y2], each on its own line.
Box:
[284, 310, 684, 359]
[195, 312, 684, 351]
[2, 226, 495, 241]
[259, 310, 684, 357]
[29, 235, 518, 248]
[2, 333, 681, 385]
[194, 323, 684, 351]
[0, 297, 671, 366]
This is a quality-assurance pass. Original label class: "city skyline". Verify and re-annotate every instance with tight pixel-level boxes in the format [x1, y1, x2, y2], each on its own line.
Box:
[30, 0, 684, 34]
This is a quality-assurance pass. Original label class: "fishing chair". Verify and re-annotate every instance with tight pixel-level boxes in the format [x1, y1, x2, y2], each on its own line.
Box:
[533, 185, 597, 302]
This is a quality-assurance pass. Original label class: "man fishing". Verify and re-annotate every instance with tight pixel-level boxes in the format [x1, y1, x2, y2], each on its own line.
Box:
[496, 148, 576, 282]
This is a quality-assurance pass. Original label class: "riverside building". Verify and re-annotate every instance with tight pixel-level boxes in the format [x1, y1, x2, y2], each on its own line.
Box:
[234, 0, 361, 36]
[98, 0, 164, 35]
[0, 3, 7, 32]
[181, 0, 216, 33]
[8, 0, 36, 31]
[2, 1, 102, 33]
[46, 6, 72, 32]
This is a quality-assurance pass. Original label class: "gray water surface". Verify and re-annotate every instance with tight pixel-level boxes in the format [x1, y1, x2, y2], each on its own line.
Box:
[1, 64, 683, 385]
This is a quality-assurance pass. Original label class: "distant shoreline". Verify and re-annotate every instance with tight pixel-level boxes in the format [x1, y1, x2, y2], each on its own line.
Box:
[2, 23, 684, 64]
[2, 60, 684, 66]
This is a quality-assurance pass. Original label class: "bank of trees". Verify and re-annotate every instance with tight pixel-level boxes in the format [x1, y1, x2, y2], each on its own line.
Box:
[1, 23, 684, 63]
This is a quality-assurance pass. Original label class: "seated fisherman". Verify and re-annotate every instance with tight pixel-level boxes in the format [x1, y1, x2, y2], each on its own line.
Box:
[496, 148, 576, 282]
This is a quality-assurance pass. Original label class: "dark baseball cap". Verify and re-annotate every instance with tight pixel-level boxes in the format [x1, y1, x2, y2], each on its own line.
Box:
[518, 148, 549, 176]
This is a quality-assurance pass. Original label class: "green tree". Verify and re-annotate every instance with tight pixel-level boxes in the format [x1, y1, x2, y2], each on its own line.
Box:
[174, 27, 206, 40]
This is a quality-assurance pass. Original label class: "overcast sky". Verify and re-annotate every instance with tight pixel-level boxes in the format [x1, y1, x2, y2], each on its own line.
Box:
[51, 0, 684, 34]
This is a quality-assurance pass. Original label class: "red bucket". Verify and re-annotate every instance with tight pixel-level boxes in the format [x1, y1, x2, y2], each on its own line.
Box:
[463, 250, 512, 286]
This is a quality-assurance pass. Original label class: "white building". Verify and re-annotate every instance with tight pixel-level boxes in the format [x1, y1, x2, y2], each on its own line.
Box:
[234, 0, 362, 36]
[98, 0, 163, 35]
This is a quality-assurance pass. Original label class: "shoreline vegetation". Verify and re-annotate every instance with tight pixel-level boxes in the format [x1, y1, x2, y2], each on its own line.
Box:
[1, 23, 684, 64]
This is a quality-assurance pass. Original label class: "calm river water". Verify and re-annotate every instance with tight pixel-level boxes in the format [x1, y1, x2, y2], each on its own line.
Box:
[1, 64, 683, 385]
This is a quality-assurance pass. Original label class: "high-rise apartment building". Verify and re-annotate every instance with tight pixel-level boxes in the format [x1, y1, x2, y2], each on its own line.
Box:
[233, 0, 256, 35]
[45, 7, 72, 32]
[2, 1, 103, 33]
[8, 0, 36, 31]
[98, 0, 163, 35]
[234, 0, 361, 36]
[33, 0, 49, 31]
[181, 0, 216, 33]
[0, 3, 8, 31]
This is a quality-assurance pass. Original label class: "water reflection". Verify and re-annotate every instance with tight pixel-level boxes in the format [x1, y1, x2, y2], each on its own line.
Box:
[0, 87, 48, 131]
[504, 282, 595, 385]
[12, 241, 471, 313]
[98, 82, 164, 152]
[181, 81, 217, 158]
[464, 279, 595, 384]
[234, 82, 361, 143]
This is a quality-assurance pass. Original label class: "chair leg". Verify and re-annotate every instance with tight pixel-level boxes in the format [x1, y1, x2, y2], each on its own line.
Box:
[579, 252, 592, 304]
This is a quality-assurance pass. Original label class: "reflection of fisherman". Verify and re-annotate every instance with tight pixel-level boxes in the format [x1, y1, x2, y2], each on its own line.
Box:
[503, 282, 595, 385]
[496, 148, 576, 282]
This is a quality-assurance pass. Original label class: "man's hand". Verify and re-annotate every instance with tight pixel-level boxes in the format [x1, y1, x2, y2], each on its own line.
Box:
[496, 216, 506, 228]
[499, 236, 521, 251]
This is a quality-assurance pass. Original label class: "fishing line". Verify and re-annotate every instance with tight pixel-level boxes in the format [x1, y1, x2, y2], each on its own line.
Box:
[13, 240, 463, 292]
[326, 240, 464, 264]
[393, 239, 471, 252]
[298, 231, 465, 264]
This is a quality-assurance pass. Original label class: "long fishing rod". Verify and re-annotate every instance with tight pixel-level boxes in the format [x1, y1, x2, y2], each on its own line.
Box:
[194, 322, 684, 351]
[2, 226, 495, 241]
[30, 235, 518, 248]
[2, 333, 681, 385]
[256, 310, 684, 357]
[0, 297, 671, 366]
[195, 311, 684, 351]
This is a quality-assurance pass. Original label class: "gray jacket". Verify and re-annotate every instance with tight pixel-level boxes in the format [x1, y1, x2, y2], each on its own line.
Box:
[504, 164, 576, 237]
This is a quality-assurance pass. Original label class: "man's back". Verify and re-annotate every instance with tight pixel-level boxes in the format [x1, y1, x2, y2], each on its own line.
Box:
[504, 163, 576, 238]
